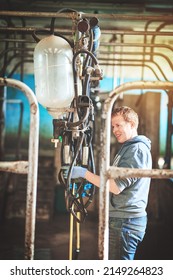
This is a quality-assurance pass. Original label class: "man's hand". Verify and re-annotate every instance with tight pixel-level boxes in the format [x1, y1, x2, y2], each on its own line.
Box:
[61, 166, 87, 179]
[71, 166, 87, 179]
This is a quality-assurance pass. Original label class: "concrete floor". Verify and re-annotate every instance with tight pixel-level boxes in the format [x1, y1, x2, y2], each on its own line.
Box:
[0, 178, 173, 260]
[0, 211, 173, 260]
[0, 212, 99, 260]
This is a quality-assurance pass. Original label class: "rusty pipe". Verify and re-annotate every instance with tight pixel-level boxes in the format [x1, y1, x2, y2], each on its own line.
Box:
[0, 160, 28, 174]
[0, 11, 173, 22]
[107, 166, 173, 179]
[0, 77, 39, 260]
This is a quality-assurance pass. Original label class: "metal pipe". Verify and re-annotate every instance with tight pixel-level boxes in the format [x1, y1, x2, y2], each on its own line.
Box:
[0, 11, 173, 22]
[99, 63, 161, 81]
[164, 91, 173, 168]
[0, 86, 6, 160]
[99, 80, 173, 260]
[0, 48, 34, 60]
[0, 77, 39, 260]
[99, 51, 173, 72]
[100, 42, 173, 52]
[0, 161, 28, 173]
[99, 58, 169, 81]
[1, 26, 173, 36]
[107, 166, 173, 179]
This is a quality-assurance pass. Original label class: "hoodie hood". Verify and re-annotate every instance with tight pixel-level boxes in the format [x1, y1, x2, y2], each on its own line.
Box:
[123, 135, 151, 150]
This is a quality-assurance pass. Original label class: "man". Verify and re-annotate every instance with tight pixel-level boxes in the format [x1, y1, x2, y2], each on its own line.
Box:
[70, 106, 152, 260]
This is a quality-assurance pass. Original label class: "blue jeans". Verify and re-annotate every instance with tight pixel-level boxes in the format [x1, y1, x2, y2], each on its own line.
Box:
[109, 216, 147, 260]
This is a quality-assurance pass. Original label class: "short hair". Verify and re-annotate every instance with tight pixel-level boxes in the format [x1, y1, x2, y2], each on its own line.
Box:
[111, 106, 139, 129]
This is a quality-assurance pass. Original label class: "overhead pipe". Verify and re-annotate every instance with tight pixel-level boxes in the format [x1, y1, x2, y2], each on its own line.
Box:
[0, 54, 33, 77]
[99, 51, 173, 72]
[100, 57, 169, 81]
[99, 63, 161, 81]
[0, 77, 39, 260]
[99, 80, 173, 260]
[0, 47, 34, 60]
[0, 10, 173, 22]
[1, 26, 173, 36]
[100, 42, 173, 52]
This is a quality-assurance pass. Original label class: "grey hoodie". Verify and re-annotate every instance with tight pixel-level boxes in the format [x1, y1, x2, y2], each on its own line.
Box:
[109, 135, 152, 218]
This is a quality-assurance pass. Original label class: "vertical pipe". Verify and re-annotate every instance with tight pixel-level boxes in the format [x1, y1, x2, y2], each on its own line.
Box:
[69, 212, 74, 260]
[69, 182, 75, 260]
[0, 86, 6, 160]
[76, 212, 80, 257]
[25, 94, 39, 260]
[165, 90, 173, 169]
[99, 101, 113, 260]
[0, 77, 39, 260]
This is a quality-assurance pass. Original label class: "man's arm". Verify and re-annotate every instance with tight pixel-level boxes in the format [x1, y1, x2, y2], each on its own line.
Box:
[67, 166, 121, 195]
[85, 170, 121, 195]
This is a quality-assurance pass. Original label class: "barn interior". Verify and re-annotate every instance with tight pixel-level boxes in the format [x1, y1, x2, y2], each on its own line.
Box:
[0, 0, 173, 260]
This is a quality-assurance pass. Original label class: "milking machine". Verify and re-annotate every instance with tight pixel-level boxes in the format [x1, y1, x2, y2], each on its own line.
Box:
[33, 10, 102, 259]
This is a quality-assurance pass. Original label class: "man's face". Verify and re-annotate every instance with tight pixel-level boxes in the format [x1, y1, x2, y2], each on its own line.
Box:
[111, 113, 134, 143]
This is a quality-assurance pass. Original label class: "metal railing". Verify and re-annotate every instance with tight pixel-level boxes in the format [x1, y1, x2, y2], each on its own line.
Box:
[99, 80, 173, 260]
[0, 77, 39, 260]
